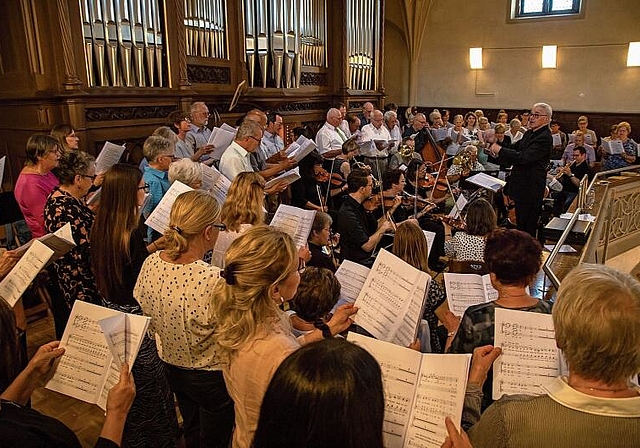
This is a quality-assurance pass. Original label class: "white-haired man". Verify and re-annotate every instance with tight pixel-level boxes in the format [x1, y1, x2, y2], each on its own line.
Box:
[316, 108, 348, 164]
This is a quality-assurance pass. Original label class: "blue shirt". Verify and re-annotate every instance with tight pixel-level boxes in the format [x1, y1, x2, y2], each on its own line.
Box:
[143, 166, 170, 241]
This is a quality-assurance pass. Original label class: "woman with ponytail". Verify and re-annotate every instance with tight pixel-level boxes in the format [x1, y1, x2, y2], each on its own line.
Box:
[135, 190, 234, 448]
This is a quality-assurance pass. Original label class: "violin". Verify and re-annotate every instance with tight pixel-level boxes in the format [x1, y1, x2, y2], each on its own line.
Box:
[439, 215, 468, 232]
[362, 192, 382, 212]
[314, 167, 330, 183]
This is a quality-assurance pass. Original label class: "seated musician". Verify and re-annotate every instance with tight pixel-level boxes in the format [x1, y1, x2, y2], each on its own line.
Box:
[553, 146, 593, 213]
[388, 136, 423, 171]
[307, 212, 339, 272]
[403, 159, 448, 207]
[336, 168, 393, 267]
[444, 198, 496, 262]
[290, 152, 346, 213]
[447, 145, 484, 186]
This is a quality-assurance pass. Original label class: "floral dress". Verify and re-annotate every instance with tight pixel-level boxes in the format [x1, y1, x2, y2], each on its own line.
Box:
[44, 188, 99, 308]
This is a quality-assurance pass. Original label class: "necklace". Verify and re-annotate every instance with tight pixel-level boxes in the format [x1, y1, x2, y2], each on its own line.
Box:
[571, 384, 630, 393]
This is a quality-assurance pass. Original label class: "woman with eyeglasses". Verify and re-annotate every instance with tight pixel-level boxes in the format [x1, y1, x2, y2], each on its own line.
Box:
[91, 163, 179, 448]
[43, 150, 100, 333]
[14, 134, 61, 238]
[50, 123, 80, 153]
[135, 190, 234, 448]
[211, 226, 357, 448]
[211, 172, 266, 268]
[307, 212, 339, 272]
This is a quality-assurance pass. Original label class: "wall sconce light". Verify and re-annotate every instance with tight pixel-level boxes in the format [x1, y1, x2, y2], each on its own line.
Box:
[469, 48, 483, 69]
[627, 42, 640, 66]
[542, 45, 557, 68]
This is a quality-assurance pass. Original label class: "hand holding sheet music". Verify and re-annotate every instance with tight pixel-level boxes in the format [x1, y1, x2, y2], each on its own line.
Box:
[0, 240, 54, 307]
[492, 309, 560, 400]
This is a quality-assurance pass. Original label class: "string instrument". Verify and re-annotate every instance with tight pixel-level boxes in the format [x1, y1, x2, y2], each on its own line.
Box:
[362, 192, 382, 212]
[418, 129, 449, 199]
[438, 215, 468, 232]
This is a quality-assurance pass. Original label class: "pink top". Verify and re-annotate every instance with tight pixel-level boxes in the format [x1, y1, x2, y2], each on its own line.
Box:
[14, 171, 59, 237]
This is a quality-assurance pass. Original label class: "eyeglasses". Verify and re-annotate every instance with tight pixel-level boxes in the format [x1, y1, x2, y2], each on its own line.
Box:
[161, 154, 177, 161]
[197, 111, 210, 116]
[81, 174, 97, 181]
[297, 258, 306, 274]
[138, 183, 150, 193]
[212, 223, 226, 231]
[529, 113, 548, 119]
[248, 135, 262, 143]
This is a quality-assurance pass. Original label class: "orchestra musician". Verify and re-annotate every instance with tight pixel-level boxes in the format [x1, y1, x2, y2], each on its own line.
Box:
[553, 146, 593, 213]
[336, 168, 393, 267]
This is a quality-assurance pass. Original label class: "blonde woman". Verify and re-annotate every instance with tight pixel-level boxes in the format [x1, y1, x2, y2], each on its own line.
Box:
[135, 190, 233, 448]
[210, 172, 266, 267]
[212, 226, 356, 448]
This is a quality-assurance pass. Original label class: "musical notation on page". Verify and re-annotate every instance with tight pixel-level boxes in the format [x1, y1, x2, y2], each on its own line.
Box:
[269, 204, 316, 249]
[492, 308, 560, 400]
[144, 181, 193, 234]
[331, 260, 370, 313]
[444, 273, 498, 317]
[0, 240, 54, 307]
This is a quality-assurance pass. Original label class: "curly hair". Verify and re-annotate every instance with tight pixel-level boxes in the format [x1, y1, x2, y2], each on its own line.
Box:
[220, 172, 266, 232]
[55, 150, 95, 185]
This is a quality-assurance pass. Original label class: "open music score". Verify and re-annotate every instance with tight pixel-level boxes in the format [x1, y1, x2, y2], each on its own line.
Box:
[444, 273, 499, 317]
[0, 240, 55, 307]
[285, 135, 317, 162]
[144, 180, 193, 234]
[200, 163, 231, 205]
[206, 124, 237, 161]
[95, 141, 126, 174]
[264, 166, 301, 189]
[46, 301, 150, 410]
[492, 308, 560, 400]
[348, 333, 471, 448]
[353, 249, 431, 347]
[331, 260, 370, 313]
[269, 204, 316, 249]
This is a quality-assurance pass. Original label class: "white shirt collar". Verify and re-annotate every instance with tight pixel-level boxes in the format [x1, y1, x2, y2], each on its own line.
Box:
[543, 376, 640, 418]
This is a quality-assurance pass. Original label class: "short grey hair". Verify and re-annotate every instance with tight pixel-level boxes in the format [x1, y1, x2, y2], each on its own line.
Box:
[236, 120, 263, 140]
[326, 108, 341, 121]
[190, 101, 207, 114]
[143, 135, 174, 162]
[383, 110, 397, 123]
[533, 102, 553, 119]
[169, 158, 203, 188]
[152, 126, 178, 144]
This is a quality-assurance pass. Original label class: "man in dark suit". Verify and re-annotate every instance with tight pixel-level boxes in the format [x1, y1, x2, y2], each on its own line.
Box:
[489, 103, 553, 237]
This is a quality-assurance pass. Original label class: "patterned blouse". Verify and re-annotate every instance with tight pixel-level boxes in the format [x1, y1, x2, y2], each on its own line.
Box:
[444, 232, 486, 262]
[602, 138, 637, 170]
[44, 188, 99, 308]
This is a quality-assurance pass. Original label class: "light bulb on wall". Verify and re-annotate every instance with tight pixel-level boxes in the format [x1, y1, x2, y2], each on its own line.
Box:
[469, 48, 483, 69]
[627, 42, 640, 66]
[542, 45, 557, 68]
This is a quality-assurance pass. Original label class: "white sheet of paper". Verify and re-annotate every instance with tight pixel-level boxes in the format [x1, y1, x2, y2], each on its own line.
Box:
[264, 167, 301, 189]
[492, 309, 560, 400]
[99, 314, 126, 369]
[207, 127, 236, 161]
[86, 188, 101, 206]
[144, 181, 193, 234]
[200, 163, 231, 205]
[603, 139, 624, 155]
[431, 128, 448, 141]
[353, 249, 430, 347]
[95, 142, 126, 174]
[288, 138, 317, 163]
[47, 301, 150, 410]
[444, 273, 498, 317]
[348, 333, 471, 448]
[0, 155, 6, 188]
[0, 240, 54, 307]
[465, 172, 507, 192]
[552, 133, 562, 146]
[269, 204, 316, 249]
[331, 260, 370, 313]
[422, 230, 435, 257]
[448, 194, 468, 219]
[14, 223, 76, 264]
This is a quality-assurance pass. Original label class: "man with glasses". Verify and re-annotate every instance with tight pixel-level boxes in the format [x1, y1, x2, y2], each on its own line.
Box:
[219, 120, 264, 181]
[336, 168, 394, 267]
[185, 101, 215, 163]
[361, 109, 392, 179]
[402, 112, 429, 154]
[142, 135, 175, 241]
[489, 102, 553, 237]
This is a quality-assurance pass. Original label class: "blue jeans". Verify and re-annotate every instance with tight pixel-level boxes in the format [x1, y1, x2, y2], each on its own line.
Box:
[165, 364, 234, 448]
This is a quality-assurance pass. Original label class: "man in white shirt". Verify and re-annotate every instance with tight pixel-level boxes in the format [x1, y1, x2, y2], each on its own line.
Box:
[361, 109, 392, 178]
[219, 121, 263, 181]
[384, 110, 402, 153]
[337, 103, 351, 138]
[316, 108, 348, 164]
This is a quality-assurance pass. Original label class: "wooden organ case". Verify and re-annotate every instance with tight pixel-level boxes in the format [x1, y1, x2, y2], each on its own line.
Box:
[0, 0, 387, 189]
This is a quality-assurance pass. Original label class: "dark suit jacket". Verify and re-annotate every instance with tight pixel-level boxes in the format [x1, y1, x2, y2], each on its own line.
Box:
[499, 126, 551, 204]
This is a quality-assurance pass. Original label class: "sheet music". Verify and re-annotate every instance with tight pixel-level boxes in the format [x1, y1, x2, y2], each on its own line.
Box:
[393, 275, 430, 346]
[331, 260, 370, 313]
[285, 141, 300, 156]
[447, 195, 468, 219]
[99, 314, 126, 368]
[358, 140, 380, 157]
[95, 142, 126, 173]
[552, 133, 562, 146]
[264, 167, 300, 189]
[200, 163, 231, 205]
[269, 204, 316, 249]
[465, 172, 506, 192]
[287, 137, 317, 162]
[492, 308, 559, 400]
[444, 273, 497, 317]
[0, 155, 6, 188]
[47, 301, 150, 410]
[348, 333, 471, 448]
[353, 249, 429, 347]
[603, 139, 625, 155]
[431, 128, 448, 142]
[422, 231, 435, 257]
[14, 223, 76, 265]
[207, 127, 236, 161]
[144, 181, 193, 234]
[86, 187, 101, 206]
[0, 240, 54, 307]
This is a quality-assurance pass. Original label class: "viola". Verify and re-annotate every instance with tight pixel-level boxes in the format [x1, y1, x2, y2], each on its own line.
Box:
[439, 215, 467, 232]
[314, 167, 330, 183]
[362, 192, 382, 212]
[329, 172, 347, 188]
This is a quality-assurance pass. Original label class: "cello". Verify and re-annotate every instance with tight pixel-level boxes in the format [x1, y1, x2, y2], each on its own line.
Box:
[418, 129, 449, 199]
